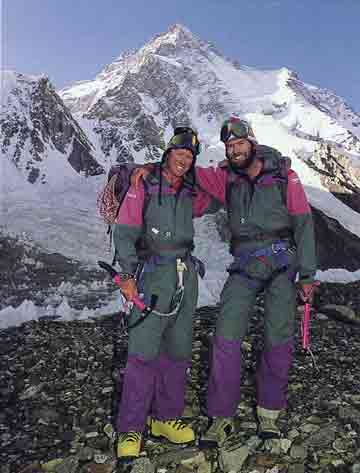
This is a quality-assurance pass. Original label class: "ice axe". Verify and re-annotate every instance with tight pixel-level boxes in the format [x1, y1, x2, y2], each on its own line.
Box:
[300, 280, 320, 370]
[98, 260, 158, 329]
[98, 259, 183, 326]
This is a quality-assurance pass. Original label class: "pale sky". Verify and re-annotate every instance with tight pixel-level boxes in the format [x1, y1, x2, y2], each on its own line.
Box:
[3, 0, 360, 112]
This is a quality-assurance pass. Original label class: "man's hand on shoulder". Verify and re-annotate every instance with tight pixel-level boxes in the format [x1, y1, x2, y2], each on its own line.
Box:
[131, 164, 155, 188]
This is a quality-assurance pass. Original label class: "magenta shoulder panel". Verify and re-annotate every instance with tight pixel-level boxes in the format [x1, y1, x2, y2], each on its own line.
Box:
[287, 170, 311, 215]
[115, 183, 145, 226]
[195, 165, 227, 203]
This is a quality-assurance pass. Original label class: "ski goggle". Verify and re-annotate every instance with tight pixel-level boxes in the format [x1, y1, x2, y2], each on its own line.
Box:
[174, 126, 198, 137]
[169, 129, 201, 155]
[220, 119, 254, 143]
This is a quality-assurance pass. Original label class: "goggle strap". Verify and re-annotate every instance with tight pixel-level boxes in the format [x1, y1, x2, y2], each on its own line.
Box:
[221, 120, 251, 142]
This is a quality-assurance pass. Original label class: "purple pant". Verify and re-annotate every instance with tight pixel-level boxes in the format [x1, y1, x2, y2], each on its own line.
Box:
[117, 353, 189, 432]
[207, 335, 293, 417]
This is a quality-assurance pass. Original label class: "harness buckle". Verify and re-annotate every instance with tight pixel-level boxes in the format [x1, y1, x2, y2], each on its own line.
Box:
[271, 243, 281, 254]
[271, 241, 289, 254]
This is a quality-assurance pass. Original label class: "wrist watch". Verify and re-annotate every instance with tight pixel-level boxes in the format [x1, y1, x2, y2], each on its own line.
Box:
[119, 272, 134, 281]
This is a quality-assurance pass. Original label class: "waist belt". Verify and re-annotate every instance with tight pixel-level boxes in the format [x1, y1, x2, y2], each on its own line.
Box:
[231, 229, 293, 246]
[137, 240, 194, 261]
[233, 241, 291, 260]
[228, 240, 295, 288]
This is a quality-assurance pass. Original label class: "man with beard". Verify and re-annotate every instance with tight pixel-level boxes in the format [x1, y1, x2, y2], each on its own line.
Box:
[133, 117, 317, 446]
[113, 127, 214, 459]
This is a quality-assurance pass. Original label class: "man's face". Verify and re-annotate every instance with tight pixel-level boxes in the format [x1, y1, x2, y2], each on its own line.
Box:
[225, 138, 253, 169]
[166, 148, 194, 177]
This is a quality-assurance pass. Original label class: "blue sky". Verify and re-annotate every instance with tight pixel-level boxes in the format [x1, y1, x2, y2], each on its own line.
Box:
[3, 0, 360, 112]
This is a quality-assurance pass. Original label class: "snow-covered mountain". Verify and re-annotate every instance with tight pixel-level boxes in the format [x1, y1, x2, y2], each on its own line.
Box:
[2, 23, 360, 325]
[1, 71, 104, 184]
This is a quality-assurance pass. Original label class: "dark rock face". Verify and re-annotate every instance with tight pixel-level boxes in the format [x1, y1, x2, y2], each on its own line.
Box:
[68, 137, 104, 176]
[1, 73, 104, 183]
[333, 192, 360, 214]
[312, 207, 360, 271]
[0, 233, 111, 311]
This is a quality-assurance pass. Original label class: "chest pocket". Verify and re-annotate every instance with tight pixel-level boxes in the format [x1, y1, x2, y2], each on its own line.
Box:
[226, 172, 290, 232]
[143, 186, 194, 245]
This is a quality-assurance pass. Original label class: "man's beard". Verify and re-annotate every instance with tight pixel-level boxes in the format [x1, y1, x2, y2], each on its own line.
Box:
[227, 150, 254, 170]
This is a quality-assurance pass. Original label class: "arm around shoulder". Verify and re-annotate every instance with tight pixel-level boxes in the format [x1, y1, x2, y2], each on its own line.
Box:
[195, 164, 228, 204]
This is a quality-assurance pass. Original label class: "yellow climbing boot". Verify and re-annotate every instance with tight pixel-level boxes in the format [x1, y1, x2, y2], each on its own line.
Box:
[116, 431, 142, 459]
[148, 418, 195, 444]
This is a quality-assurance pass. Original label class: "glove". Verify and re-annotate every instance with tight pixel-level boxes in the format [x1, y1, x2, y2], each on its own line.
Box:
[131, 164, 154, 188]
[118, 277, 138, 301]
[297, 280, 320, 304]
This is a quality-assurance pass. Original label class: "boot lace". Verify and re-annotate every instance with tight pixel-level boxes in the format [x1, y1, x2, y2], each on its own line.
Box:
[120, 431, 141, 443]
[165, 418, 189, 430]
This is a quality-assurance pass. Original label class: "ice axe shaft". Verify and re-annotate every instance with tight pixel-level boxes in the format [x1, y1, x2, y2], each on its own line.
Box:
[301, 301, 319, 371]
[302, 302, 311, 350]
